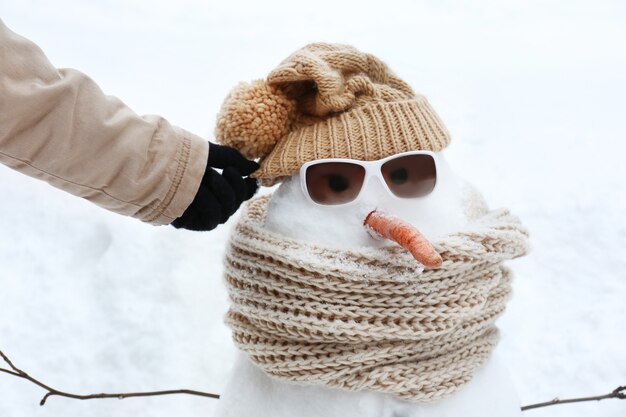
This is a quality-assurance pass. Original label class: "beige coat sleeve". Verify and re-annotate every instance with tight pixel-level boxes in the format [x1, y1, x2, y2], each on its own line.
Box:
[0, 19, 209, 225]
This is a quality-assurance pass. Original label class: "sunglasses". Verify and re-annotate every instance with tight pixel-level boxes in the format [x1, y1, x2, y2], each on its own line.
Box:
[300, 151, 438, 206]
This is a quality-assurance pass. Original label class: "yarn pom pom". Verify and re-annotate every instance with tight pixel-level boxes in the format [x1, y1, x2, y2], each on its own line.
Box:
[215, 80, 295, 160]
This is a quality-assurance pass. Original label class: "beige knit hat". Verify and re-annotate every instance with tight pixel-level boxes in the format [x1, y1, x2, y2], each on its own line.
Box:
[215, 43, 450, 185]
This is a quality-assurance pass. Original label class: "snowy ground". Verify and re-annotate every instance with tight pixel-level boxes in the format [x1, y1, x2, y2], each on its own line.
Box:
[1, 1, 625, 416]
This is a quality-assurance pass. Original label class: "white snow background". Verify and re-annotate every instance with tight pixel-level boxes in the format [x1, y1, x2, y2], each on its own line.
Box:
[0, 0, 625, 416]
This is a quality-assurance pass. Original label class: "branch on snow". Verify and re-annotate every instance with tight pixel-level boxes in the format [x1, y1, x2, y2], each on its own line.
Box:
[2, 347, 625, 411]
[521, 385, 625, 411]
[0, 349, 219, 406]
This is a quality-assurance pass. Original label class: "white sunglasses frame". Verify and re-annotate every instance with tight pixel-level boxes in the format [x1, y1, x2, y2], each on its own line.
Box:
[299, 150, 439, 207]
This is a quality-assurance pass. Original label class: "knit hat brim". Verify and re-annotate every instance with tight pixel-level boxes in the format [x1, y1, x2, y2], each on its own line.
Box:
[253, 97, 450, 185]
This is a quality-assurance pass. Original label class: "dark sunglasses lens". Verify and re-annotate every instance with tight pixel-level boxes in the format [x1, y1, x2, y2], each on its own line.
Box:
[381, 154, 437, 198]
[305, 162, 366, 205]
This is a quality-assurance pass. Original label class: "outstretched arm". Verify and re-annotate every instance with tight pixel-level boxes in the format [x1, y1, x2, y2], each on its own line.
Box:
[0, 19, 213, 226]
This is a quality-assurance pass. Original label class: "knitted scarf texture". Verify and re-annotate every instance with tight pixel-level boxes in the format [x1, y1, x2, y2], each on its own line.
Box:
[223, 193, 529, 403]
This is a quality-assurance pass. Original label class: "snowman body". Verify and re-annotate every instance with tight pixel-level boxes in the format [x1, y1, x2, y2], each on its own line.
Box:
[214, 154, 523, 417]
[215, 350, 520, 417]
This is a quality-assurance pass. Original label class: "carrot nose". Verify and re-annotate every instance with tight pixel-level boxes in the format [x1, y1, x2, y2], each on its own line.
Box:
[364, 209, 443, 268]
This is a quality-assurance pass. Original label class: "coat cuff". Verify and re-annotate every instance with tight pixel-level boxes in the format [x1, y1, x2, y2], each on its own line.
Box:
[145, 127, 209, 226]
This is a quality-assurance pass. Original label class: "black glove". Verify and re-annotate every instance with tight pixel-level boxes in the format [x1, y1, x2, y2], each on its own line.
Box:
[171, 143, 259, 231]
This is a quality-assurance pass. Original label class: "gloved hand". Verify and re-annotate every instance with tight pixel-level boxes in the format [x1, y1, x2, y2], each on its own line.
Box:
[171, 142, 259, 231]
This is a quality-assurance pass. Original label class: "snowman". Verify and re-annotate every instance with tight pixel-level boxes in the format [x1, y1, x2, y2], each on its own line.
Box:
[212, 43, 529, 417]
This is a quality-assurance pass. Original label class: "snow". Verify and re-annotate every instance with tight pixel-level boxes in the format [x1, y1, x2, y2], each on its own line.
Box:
[1, 1, 625, 417]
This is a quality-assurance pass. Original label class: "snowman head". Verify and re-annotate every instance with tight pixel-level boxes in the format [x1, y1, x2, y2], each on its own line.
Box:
[215, 43, 462, 267]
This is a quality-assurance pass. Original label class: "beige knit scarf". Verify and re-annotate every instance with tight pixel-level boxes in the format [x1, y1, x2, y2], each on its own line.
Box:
[223, 193, 529, 403]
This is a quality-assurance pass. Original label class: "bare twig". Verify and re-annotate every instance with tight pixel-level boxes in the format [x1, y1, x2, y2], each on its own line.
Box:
[521, 385, 626, 411]
[0, 349, 219, 406]
[3, 348, 625, 411]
